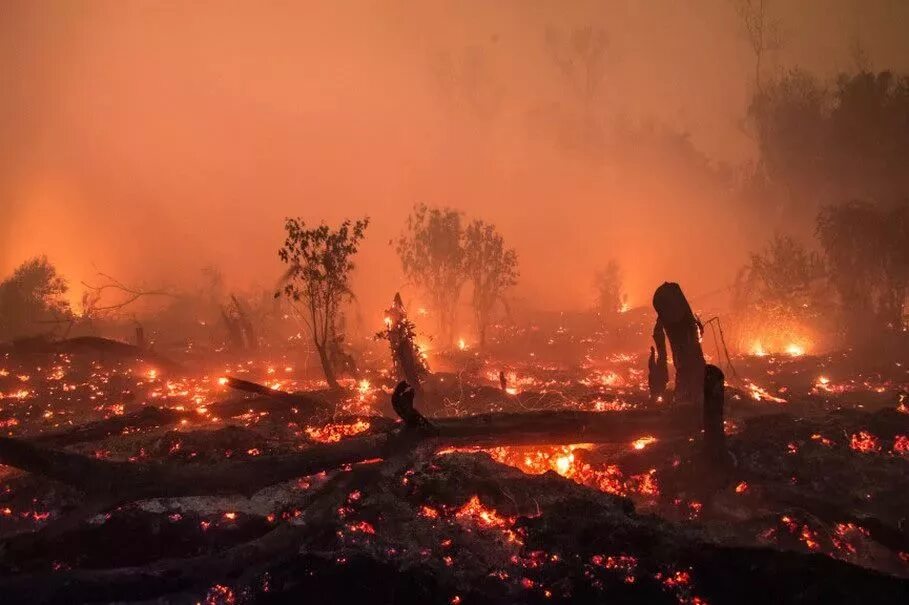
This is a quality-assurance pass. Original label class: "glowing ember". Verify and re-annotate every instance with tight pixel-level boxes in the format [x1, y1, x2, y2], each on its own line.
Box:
[631, 436, 657, 451]
[810, 433, 834, 447]
[850, 431, 881, 453]
[454, 495, 521, 543]
[305, 420, 371, 443]
[745, 381, 787, 403]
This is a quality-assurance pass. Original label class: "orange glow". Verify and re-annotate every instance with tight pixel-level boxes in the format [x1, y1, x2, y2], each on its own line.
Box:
[631, 435, 657, 451]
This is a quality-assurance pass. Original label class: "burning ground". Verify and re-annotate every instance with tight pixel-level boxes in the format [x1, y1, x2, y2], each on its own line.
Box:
[0, 319, 907, 605]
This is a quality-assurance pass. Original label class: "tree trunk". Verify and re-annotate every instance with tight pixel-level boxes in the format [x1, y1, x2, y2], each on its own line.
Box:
[316, 344, 340, 390]
[652, 282, 705, 405]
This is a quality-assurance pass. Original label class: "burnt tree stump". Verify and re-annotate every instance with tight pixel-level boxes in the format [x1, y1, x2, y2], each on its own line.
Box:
[647, 318, 669, 401]
[703, 364, 727, 466]
[652, 282, 706, 405]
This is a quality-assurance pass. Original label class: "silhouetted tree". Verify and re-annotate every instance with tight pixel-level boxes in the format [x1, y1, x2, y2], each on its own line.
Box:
[463, 220, 518, 347]
[277, 217, 369, 390]
[0, 256, 72, 341]
[817, 201, 908, 335]
[396, 204, 466, 346]
[734, 234, 825, 316]
[732, 0, 782, 93]
[748, 69, 909, 224]
[731, 234, 828, 352]
[377, 293, 429, 395]
[542, 25, 610, 151]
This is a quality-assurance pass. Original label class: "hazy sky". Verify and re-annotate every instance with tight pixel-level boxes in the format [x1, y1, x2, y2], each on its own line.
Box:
[2, 1, 908, 326]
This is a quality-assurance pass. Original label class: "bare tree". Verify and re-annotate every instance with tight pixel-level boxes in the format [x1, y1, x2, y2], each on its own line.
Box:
[733, 0, 782, 93]
[277, 217, 369, 390]
[463, 220, 518, 347]
[396, 204, 466, 346]
[545, 25, 609, 113]
[80, 272, 179, 319]
[543, 25, 610, 151]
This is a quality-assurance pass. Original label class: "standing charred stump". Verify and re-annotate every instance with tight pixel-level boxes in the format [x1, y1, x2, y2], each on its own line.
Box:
[703, 364, 728, 467]
[647, 319, 669, 402]
[652, 282, 706, 405]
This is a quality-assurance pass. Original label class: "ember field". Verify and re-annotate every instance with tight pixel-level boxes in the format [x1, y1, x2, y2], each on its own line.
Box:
[1, 317, 907, 605]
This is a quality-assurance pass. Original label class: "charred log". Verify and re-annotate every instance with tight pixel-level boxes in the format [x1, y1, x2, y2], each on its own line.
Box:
[223, 376, 333, 416]
[33, 406, 189, 448]
[0, 408, 700, 502]
[391, 381, 436, 433]
[703, 364, 728, 467]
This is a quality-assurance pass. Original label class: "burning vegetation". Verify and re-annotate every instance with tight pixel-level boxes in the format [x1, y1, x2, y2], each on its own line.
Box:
[0, 256, 906, 604]
[2, 3, 909, 604]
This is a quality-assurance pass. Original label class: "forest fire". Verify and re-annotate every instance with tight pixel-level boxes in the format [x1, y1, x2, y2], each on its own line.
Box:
[2, 3, 909, 604]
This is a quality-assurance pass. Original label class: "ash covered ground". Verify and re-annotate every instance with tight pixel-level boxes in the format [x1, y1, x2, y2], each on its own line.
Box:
[0, 311, 907, 605]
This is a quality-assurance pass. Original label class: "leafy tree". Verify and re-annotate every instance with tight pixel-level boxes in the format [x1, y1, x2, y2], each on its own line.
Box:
[277, 217, 369, 390]
[396, 204, 466, 346]
[734, 234, 825, 315]
[0, 256, 72, 341]
[594, 260, 626, 317]
[817, 201, 908, 334]
[731, 234, 827, 351]
[747, 69, 909, 224]
[463, 220, 518, 347]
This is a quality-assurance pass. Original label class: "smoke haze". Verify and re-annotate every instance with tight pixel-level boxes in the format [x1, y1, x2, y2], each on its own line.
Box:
[2, 0, 908, 329]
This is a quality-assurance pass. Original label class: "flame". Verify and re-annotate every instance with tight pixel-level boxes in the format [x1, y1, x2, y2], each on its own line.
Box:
[850, 431, 881, 453]
[631, 435, 657, 451]
[785, 343, 805, 357]
[457, 338, 467, 351]
[744, 381, 787, 403]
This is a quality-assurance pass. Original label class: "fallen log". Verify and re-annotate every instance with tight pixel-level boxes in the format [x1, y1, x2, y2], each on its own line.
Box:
[224, 376, 333, 415]
[0, 467, 369, 604]
[0, 407, 700, 501]
[33, 406, 190, 447]
[0, 452, 415, 604]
